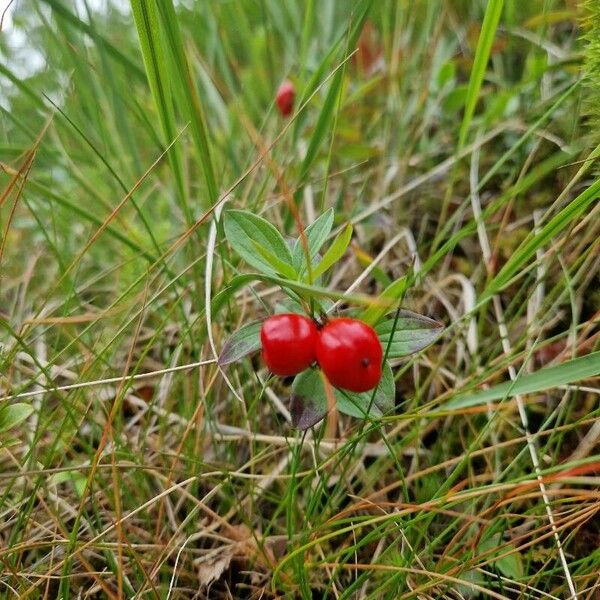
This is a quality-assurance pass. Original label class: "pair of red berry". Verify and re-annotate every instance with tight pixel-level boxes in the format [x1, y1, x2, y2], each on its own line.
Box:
[260, 314, 383, 393]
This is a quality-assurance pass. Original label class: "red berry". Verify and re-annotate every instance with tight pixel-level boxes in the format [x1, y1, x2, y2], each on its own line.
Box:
[260, 313, 318, 376]
[276, 80, 295, 117]
[316, 318, 382, 393]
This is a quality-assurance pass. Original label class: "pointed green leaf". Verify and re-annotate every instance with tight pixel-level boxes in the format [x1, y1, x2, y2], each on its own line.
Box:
[376, 311, 444, 358]
[496, 549, 524, 579]
[312, 223, 353, 279]
[252, 241, 298, 279]
[223, 210, 294, 275]
[293, 208, 334, 272]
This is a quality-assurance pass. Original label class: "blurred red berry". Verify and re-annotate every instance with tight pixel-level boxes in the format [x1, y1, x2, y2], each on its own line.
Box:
[276, 80, 295, 117]
[353, 21, 382, 75]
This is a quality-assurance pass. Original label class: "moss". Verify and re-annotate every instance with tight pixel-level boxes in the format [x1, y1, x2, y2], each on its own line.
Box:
[581, 0, 600, 143]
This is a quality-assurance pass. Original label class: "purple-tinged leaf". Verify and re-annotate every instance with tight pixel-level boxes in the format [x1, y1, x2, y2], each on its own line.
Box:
[289, 362, 396, 429]
[218, 321, 262, 366]
[290, 369, 328, 430]
[376, 310, 444, 358]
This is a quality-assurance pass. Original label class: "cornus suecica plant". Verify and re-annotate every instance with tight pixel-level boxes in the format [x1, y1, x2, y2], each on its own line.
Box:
[218, 208, 444, 429]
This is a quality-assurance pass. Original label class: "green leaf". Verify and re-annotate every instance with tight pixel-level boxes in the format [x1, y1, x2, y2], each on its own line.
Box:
[376, 311, 444, 358]
[442, 351, 600, 410]
[290, 369, 329, 430]
[360, 274, 411, 326]
[0, 403, 34, 432]
[219, 321, 262, 366]
[292, 208, 334, 273]
[223, 210, 294, 276]
[478, 535, 524, 579]
[312, 223, 353, 279]
[252, 242, 298, 279]
[334, 362, 394, 418]
[290, 362, 394, 429]
[496, 549, 524, 579]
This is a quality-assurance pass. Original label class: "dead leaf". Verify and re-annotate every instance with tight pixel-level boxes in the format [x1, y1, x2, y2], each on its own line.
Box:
[197, 546, 235, 587]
